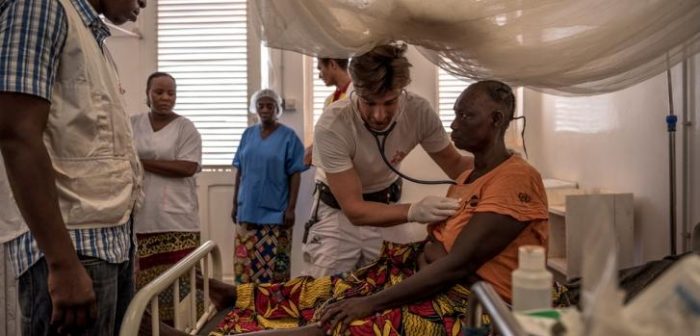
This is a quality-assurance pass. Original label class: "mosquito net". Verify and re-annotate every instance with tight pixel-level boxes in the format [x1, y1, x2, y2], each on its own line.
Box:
[251, 0, 700, 95]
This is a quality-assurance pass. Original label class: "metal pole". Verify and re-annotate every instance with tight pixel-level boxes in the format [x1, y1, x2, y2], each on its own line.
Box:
[666, 67, 678, 256]
[668, 125, 677, 255]
[468, 282, 526, 336]
[681, 58, 694, 252]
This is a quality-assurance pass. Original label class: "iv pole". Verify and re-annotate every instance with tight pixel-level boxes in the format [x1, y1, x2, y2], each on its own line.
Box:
[666, 65, 678, 256]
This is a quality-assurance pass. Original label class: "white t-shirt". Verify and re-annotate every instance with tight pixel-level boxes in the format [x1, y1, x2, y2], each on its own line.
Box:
[130, 113, 202, 233]
[312, 91, 450, 193]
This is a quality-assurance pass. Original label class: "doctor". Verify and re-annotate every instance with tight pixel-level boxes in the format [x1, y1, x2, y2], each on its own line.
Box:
[302, 43, 474, 277]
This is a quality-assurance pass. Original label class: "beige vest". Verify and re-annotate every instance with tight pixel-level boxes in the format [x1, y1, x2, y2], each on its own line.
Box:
[0, 0, 142, 241]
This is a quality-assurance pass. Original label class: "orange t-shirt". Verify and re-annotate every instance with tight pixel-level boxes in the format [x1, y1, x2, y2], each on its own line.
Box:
[430, 155, 549, 302]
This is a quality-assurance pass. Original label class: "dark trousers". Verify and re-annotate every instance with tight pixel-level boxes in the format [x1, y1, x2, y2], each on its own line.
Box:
[19, 254, 134, 336]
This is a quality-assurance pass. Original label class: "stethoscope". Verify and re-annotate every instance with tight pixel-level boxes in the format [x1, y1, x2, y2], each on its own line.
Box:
[351, 91, 457, 185]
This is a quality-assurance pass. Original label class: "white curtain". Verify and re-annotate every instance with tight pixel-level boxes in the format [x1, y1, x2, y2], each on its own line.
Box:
[251, 0, 700, 95]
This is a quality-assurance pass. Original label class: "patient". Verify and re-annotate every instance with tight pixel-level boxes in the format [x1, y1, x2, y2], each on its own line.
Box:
[158, 80, 550, 336]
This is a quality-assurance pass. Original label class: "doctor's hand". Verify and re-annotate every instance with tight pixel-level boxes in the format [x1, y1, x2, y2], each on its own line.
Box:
[407, 196, 461, 223]
[303, 145, 313, 166]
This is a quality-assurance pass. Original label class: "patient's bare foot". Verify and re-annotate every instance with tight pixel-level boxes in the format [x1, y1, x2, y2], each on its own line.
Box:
[194, 274, 237, 311]
[208, 277, 237, 311]
[158, 322, 189, 336]
[139, 312, 189, 336]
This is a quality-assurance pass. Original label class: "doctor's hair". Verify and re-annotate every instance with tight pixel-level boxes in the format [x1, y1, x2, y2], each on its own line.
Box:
[349, 43, 411, 97]
[319, 58, 349, 71]
[145, 72, 176, 107]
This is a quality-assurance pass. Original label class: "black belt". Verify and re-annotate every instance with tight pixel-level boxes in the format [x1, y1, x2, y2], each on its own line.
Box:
[317, 179, 402, 210]
[302, 179, 402, 243]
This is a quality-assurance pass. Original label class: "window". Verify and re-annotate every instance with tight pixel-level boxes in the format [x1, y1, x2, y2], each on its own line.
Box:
[437, 67, 473, 132]
[311, 58, 335, 126]
[157, 0, 248, 166]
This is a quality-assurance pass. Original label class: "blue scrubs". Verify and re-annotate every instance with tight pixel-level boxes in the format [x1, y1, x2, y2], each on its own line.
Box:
[233, 124, 307, 224]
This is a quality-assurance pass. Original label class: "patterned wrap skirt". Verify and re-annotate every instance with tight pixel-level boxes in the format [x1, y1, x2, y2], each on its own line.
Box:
[234, 223, 292, 284]
[212, 241, 472, 336]
[135, 231, 204, 324]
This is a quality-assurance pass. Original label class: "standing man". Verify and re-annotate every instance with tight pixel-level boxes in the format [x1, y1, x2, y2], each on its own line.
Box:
[304, 58, 353, 166]
[301, 43, 474, 278]
[0, 0, 146, 334]
[318, 58, 353, 107]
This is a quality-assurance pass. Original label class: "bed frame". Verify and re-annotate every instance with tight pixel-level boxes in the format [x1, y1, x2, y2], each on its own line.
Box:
[465, 282, 526, 336]
[119, 240, 223, 336]
[118, 241, 525, 335]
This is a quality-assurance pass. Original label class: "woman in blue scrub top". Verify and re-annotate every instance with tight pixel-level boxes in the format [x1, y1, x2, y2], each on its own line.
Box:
[231, 89, 307, 284]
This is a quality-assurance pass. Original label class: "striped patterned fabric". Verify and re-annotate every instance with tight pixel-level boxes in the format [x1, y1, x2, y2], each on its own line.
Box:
[211, 241, 471, 336]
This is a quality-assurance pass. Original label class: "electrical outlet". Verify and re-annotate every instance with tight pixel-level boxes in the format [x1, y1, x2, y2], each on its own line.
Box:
[283, 98, 297, 111]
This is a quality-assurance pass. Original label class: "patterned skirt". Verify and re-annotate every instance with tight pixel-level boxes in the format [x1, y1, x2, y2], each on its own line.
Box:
[136, 231, 203, 324]
[234, 223, 292, 284]
[212, 241, 472, 336]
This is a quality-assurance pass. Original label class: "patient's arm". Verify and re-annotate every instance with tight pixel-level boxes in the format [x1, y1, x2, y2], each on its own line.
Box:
[385, 212, 526, 300]
[419, 241, 448, 269]
[319, 212, 528, 328]
[370, 213, 527, 307]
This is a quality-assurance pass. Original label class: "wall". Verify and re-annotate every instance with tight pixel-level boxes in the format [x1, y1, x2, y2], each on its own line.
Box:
[690, 58, 700, 251]
[105, 3, 156, 115]
[525, 55, 700, 262]
[686, 58, 700, 253]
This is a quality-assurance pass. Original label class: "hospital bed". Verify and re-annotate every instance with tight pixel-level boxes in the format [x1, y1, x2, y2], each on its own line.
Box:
[119, 239, 695, 335]
[119, 240, 225, 336]
[118, 239, 527, 336]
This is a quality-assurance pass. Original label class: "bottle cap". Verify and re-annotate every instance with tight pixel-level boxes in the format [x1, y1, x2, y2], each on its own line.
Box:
[518, 245, 545, 270]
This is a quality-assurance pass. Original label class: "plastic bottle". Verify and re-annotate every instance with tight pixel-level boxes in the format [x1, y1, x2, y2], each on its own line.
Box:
[512, 245, 553, 312]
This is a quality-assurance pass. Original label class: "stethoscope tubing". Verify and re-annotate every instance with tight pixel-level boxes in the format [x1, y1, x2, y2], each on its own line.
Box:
[351, 91, 457, 185]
